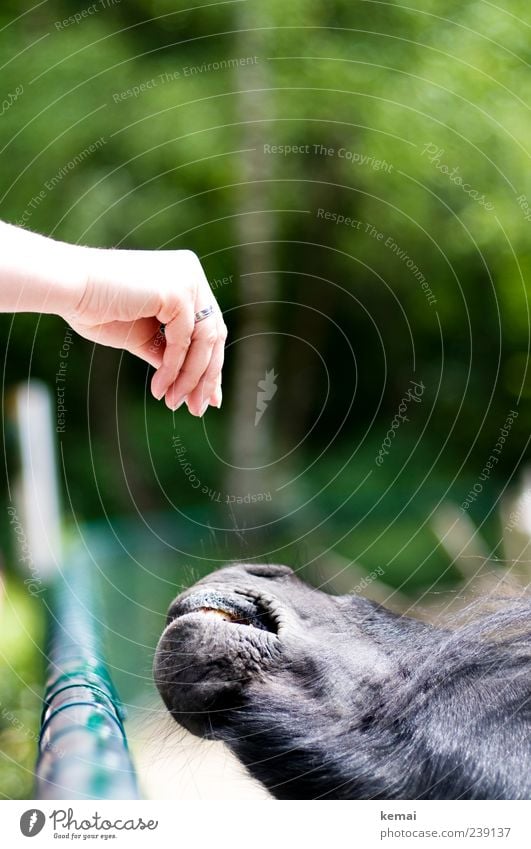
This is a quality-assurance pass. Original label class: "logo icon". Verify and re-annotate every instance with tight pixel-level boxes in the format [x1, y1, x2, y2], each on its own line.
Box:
[255, 369, 278, 426]
[20, 810, 46, 837]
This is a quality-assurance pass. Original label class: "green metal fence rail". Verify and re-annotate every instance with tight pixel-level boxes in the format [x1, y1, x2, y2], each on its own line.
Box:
[36, 560, 140, 800]
[10, 381, 140, 800]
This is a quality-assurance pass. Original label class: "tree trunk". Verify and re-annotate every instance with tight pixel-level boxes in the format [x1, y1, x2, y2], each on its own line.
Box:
[226, 8, 277, 527]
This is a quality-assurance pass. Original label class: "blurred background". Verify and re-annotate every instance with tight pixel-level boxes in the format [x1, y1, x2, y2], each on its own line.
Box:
[1, 0, 531, 798]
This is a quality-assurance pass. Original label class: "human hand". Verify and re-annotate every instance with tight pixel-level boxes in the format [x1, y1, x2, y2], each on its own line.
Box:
[65, 248, 227, 416]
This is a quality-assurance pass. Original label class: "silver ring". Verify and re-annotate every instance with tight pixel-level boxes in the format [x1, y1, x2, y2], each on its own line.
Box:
[194, 305, 215, 323]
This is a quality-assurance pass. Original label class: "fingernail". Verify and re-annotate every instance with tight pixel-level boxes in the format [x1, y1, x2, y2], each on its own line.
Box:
[170, 395, 186, 411]
[152, 386, 164, 401]
[199, 401, 209, 417]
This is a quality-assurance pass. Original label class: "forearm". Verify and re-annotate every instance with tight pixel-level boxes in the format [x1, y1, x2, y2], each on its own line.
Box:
[0, 221, 86, 317]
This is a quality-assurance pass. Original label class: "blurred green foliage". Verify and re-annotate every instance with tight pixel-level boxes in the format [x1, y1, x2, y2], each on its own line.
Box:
[0, 0, 528, 494]
[0, 578, 44, 799]
[1, 0, 530, 797]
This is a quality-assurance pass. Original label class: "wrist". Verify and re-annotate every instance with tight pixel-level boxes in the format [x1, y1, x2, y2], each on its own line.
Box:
[42, 238, 88, 319]
[0, 222, 88, 318]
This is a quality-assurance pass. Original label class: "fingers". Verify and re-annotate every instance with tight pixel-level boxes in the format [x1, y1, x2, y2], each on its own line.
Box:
[70, 245, 229, 414]
[186, 325, 226, 414]
[131, 325, 166, 369]
[210, 376, 222, 408]
[150, 303, 194, 400]
[164, 314, 224, 413]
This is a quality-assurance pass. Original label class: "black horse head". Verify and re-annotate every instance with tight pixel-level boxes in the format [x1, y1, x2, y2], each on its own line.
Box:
[154, 563, 531, 800]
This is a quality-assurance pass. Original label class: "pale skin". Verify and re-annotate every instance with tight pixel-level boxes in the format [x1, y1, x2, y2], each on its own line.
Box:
[0, 222, 227, 415]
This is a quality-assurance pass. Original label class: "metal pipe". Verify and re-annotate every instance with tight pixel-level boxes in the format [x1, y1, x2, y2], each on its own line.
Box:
[10, 381, 140, 799]
[36, 560, 140, 799]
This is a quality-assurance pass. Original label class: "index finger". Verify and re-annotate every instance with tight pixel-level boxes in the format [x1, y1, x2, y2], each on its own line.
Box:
[150, 304, 194, 400]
